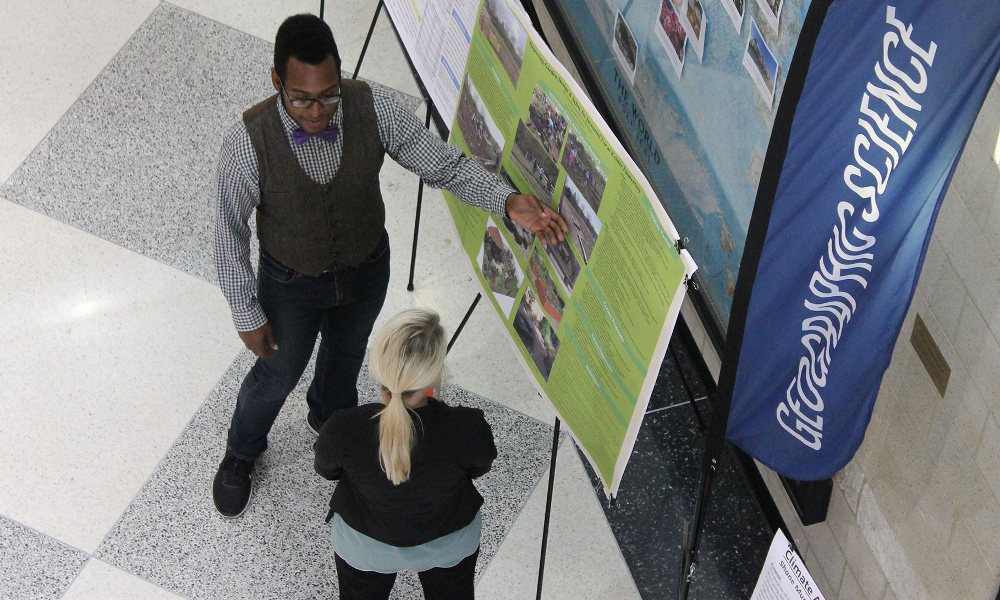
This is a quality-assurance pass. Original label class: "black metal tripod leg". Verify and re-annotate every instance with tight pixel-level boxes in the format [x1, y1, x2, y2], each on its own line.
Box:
[407, 180, 424, 292]
[536, 418, 561, 600]
[353, 0, 384, 79]
[446, 293, 481, 353]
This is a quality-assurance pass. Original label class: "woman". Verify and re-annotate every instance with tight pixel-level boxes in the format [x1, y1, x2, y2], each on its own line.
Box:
[314, 308, 497, 600]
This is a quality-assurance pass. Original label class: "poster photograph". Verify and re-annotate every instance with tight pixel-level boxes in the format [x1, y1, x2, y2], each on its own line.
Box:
[478, 0, 528, 86]
[478, 217, 524, 316]
[721, 0, 744, 33]
[528, 247, 567, 327]
[743, 18, 778, 108]
[680, 0, 706, 63]
[526, 85, 569, 162]
[558, 176, 602, 264]
[456, 74, 505, 173]
[544, 238, 581, 296]
[612, 10, 639, 83]
[753, 0, 782, 34]
[513, 287, 561, 380]
[511, 120, 560, 201]
[502, 213, 536, 260]
[654, 0, 686, 78]
[560, 130, 607, 213]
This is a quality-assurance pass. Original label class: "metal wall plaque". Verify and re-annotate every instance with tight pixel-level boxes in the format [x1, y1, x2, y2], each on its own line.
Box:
[910, 314, 950, 397]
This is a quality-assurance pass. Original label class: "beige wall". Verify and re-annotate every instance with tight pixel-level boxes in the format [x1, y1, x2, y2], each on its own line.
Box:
[684, 78, 1000, 599]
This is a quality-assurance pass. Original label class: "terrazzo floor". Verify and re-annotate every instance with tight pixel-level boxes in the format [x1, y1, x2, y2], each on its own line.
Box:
[0, 1, 773, 598]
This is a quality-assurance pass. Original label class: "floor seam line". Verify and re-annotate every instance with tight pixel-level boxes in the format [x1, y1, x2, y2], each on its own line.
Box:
[88, 347, 246, 561]
[0, 0, 164, 189]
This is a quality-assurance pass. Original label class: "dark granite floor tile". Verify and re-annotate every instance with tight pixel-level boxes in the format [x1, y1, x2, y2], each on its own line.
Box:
[577, 403, 772, 599]
[94, 350, 553, 600]
[0, 516, 90, 600]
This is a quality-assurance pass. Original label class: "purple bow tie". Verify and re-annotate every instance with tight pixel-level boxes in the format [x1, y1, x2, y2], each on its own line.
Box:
[292, 125, 339, 146]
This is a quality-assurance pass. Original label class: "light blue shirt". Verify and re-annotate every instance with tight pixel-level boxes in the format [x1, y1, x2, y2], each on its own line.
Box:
[332, 510, 482, 573]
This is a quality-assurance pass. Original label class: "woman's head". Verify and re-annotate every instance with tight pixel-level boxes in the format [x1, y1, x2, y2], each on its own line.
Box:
[368, 309, 447, 485]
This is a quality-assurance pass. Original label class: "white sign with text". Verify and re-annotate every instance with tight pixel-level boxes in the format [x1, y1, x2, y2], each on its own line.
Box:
[751, 529, 826, 600]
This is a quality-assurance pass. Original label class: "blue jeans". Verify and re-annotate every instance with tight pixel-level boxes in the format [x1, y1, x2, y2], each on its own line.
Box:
[226, 231, 390, 461]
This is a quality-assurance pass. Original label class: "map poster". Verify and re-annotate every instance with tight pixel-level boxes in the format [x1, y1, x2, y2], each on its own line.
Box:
[444, 0, 696, 494]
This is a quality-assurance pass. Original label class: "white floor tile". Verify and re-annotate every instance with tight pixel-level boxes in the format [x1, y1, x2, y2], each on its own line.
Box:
[476, 441, 641, 600]
[0, 200, 243, 552]
[61, 559, 186, 600]
[0, 0, 159, 182]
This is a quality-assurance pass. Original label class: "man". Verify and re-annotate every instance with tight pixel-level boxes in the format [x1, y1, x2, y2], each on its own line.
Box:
[212, 14, 566, 517]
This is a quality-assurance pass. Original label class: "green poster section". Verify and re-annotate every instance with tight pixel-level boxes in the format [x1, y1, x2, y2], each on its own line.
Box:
[443, 0, 693, 492]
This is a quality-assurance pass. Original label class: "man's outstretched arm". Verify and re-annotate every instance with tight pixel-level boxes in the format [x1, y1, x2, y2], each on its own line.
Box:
[373, 85, 568, 243]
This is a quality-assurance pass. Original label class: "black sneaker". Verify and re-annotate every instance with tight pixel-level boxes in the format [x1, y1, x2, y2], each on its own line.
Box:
[212, 453, 255, 518]
[307, 412, 322, 436]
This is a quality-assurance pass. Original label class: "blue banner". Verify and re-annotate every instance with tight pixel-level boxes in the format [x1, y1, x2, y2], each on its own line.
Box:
[725, 1, 1000, 480]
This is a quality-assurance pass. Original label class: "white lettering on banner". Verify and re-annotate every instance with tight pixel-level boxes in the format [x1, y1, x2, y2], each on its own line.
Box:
[776, 6, 937, 450]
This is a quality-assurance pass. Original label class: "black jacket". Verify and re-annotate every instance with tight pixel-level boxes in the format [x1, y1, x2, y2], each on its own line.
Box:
[314, 398, 497, 547]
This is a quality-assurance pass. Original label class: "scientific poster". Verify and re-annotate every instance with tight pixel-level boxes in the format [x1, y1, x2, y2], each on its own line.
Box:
[444, 0, 696, 494]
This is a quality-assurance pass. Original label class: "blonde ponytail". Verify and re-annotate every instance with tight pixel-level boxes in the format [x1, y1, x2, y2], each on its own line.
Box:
[368, 309, 447, 485]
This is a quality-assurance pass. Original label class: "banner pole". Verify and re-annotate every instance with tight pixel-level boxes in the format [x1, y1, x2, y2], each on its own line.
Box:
[678, 416, 723, 600]
[536, 417, 560, 600]
[678, 3, 834, 597]
[353, 0, 384, 79]
[407, 99, 434, 292]
[319, 0, 325, 20]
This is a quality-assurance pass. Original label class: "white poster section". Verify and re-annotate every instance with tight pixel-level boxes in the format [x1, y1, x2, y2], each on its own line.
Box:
[382, 0, 478, 120]
[751, 529, 826, 600]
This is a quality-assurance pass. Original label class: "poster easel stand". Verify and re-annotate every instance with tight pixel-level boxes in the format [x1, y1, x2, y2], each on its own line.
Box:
[350, 0, 435, 292]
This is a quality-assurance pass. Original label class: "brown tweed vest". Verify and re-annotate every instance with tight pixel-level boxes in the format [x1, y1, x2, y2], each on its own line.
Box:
[242, 79, 385, 276]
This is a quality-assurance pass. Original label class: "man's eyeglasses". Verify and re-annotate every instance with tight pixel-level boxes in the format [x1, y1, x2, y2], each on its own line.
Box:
[279, 79, 340, 108]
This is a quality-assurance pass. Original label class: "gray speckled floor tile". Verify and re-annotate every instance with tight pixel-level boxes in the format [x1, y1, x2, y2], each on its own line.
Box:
[0, 516, 90, 600]
[0, 3, 421, 283]
[95, 350, 553, 599]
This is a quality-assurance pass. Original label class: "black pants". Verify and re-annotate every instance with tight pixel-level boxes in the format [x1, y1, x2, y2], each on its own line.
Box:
[227, 232, 390, 461]
[334, 548, 479, 600]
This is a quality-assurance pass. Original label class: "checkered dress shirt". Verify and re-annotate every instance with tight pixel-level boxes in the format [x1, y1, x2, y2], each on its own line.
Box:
[215, 83, 515, 331]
